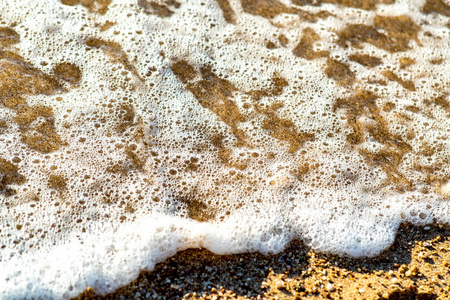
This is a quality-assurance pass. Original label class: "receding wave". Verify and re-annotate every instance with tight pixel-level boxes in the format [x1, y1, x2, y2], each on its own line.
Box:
[0, 0, 449, 298]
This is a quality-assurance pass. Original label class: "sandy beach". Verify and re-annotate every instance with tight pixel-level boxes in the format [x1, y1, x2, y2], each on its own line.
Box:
[74, 224, 450, 299]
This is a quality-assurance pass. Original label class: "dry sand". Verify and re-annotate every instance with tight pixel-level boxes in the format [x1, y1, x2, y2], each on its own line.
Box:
[74, 224, 450, 299]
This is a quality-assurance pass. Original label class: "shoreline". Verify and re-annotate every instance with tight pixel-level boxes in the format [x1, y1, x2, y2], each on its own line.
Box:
[2, 1, 449, 298]
[75, 223, 450, 299]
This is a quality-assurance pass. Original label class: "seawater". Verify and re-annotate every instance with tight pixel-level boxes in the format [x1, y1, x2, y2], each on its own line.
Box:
[0, 0, 449, 298]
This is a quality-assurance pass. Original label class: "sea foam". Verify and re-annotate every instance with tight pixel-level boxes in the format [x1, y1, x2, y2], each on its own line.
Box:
[0, 0, 449, 298]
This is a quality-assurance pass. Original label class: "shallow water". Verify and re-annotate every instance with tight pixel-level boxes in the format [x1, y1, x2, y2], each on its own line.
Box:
[0, 0, 449, 298]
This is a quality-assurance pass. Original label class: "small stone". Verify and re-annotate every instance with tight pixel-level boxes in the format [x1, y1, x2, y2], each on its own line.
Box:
[405, 266, 418, 277]
[276, 280, 286, 289]
[326, 283, 336, 292]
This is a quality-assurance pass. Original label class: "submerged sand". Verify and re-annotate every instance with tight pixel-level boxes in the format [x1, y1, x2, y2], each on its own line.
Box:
[74, 224, 450, 299]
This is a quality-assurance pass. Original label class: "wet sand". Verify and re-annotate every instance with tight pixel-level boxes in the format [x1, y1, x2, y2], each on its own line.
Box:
[75, 224, 450, 299]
